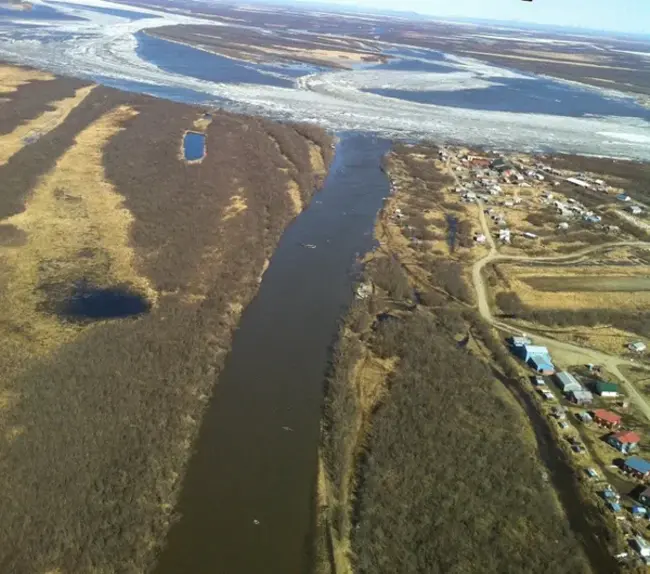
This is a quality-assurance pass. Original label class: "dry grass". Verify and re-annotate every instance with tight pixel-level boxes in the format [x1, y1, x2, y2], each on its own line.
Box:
[222, 193, 248, 221]
[498, 264, 650, 312]
[286, 177, 303, 215]
[0, 85, 94, 166]
[0, 65, 54, 94]
[308, 141, 326, 178]
[0, 105, 155, 382]
[513, 50, 606, 64]
[461, 50, 639, 71]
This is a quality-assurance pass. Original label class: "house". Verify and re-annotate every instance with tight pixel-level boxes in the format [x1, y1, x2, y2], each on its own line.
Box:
[558, 222, 569, 231]
[617, 193, 631, 202]
[594, 381, 619, 397]
[593, 409, 621, 429]
[608, 430, 641, 454]
[568, 389, 593, 405]
[499, 229, 511, 243]
[631, 537, 650, 559]
[577, 411, 593, 423]
[638, 486, 650, 507]
[629, 341, 647, 353]
[566, 177, 591, 189]
[624, 456, 650, 479]
[491, 158, 510, 172]
[539, 388, 556, 401]
[474, 233, 487, 244]
[554, 371, 582, 393]
[628, 205, 643, 215]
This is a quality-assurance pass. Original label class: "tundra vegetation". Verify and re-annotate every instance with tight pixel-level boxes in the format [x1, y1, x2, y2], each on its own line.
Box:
[316, 144, 620, 574]
[0, 64, 332, 573]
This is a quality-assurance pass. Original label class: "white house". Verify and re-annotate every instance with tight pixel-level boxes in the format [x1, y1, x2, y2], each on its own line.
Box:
[629, 205, 643, 215]
[629, 341, 647, 353]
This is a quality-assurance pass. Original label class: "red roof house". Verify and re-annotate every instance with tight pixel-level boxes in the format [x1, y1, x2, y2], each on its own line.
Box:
[593, 409, 622, 429]
[608, 431, 641, 454]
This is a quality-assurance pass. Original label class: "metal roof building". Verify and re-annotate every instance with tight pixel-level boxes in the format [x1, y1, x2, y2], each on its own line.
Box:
[625, 457, 650, 478]
[554, 371, 582, 393]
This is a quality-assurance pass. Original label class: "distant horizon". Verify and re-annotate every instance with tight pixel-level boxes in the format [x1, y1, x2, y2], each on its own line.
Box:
[272, 0, 650, 37]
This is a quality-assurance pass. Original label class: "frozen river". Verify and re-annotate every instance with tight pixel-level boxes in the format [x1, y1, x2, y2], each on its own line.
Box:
[1, 0, 649, 159]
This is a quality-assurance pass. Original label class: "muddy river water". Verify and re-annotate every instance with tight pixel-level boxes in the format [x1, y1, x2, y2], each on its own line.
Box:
[154, 133, 619, 574]
[154, 134, 391, 574]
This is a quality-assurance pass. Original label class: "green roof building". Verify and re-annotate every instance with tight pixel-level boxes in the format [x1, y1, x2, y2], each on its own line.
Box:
[595, 381, 619, 397]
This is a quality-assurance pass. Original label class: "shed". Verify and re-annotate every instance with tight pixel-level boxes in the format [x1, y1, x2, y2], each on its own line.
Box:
[629, 341, 647, 353]
[638, 486, 650, 507]
[568, 389, 593, 405]
[566, 177, 591, 189]
[607, 501, 622, 513]
[578, 411, 593, 423]
[608, 430, 641, 454]
[511, 336, 532, 347]
[593, 409, 621, 429]
[555, 371, 582, 393]
[624, 456, 650, 479]
[595, 381, 619, 397]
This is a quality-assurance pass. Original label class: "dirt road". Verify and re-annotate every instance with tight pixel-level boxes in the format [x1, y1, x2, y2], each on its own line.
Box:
[472, 201, 650, 420]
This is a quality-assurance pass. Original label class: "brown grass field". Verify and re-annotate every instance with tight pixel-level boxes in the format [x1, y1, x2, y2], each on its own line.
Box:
[0, 63, 333, 574]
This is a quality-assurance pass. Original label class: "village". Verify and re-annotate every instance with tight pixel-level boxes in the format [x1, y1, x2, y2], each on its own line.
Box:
[379, 143, 650, 570]
[510, 334, 650, 567]
[437, 146, 648, 251]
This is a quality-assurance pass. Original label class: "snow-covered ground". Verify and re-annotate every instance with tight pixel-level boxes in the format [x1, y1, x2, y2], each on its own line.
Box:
[1, 0, 649, 160]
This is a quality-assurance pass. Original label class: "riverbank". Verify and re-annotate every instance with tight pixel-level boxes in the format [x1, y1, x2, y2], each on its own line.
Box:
[316, 142, 626, 573]
[0, 61, 334, 574]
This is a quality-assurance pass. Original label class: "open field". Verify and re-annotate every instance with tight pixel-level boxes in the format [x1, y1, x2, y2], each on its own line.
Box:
[316, 143, 625, 574]
[0, 63, 332, 574]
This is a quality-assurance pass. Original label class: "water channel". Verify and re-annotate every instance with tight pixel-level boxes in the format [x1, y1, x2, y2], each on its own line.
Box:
[154, 134, 391, 574]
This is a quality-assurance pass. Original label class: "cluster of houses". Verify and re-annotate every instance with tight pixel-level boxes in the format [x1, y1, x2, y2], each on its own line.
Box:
[510, 335, 650, 481]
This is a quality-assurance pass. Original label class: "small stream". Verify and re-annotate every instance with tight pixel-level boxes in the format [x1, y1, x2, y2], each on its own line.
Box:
[154, 134, 391, 574]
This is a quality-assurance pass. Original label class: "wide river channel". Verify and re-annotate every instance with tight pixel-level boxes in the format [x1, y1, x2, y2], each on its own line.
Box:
[154, 134, 391, 574]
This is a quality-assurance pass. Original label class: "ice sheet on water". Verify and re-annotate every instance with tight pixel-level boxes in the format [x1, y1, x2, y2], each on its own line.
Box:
[0, 0, 648, 161]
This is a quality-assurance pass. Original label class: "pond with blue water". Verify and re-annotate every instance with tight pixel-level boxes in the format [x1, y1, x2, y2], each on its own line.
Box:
[183, 131, 206, 161]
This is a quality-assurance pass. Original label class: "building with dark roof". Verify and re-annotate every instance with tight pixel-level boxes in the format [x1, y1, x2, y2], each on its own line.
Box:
[594, 381, 619, 397]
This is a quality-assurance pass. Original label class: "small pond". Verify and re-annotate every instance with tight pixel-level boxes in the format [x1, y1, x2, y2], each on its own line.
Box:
[57, 284, 151, 320]
[183, 132, 206, 162]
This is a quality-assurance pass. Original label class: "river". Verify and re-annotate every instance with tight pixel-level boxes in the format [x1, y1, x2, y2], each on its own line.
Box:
[154, 134, 391, 574]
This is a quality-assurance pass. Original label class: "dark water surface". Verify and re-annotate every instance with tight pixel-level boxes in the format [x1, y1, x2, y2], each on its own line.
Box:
[154, 134, 391, 574]
[136, 33, 297, 88]
[183, 131, 206, 161]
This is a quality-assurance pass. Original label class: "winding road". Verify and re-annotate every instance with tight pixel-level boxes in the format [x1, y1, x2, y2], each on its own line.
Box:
[472, 199, 650, 420]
